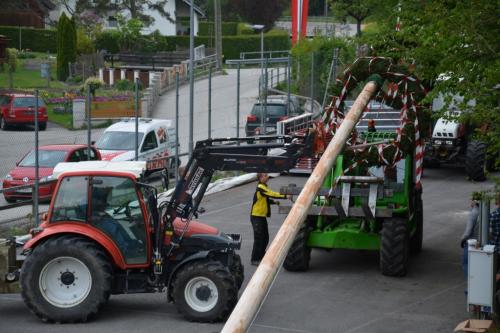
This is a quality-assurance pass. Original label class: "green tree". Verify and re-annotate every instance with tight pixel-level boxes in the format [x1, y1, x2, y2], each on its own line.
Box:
[329, 0, 379, 36]
[5, 48, 18, 89]
[359, 0, 499, 162]
[57, 13, 77, 81]
[232, 0, 288, 30]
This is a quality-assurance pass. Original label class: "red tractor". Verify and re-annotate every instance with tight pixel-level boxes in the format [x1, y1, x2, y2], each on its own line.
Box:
[14, 135, 310, 323]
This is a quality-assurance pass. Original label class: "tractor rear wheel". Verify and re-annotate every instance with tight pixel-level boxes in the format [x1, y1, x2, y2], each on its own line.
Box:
[410, 194, 423, 254]
[465, 140, 487, 181]
[20, 236, 112, 323]
[172, 259, 237, 322]
[230, 253, 244, 290]
[284, 222, 311, 272]
[380, 218, 409, 277]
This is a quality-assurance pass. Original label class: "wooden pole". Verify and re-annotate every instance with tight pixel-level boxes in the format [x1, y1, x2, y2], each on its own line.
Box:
[221, 77, 382, 333]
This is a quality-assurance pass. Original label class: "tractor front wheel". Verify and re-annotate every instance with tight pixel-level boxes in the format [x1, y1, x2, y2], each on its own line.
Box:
[284, 222, 311, 272]
[465, 140, 487, 181]
[172, 259, 237, 322]
[20, 236, 112, 323]
[380, 218, 409, 277]
[230, 253, 244, 290]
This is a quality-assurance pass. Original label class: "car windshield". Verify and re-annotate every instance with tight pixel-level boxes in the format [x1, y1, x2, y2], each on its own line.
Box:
[13, 97, 45, 108]
[251, 104, 287, 117]
[19, 150, 67, 168]
[96, 131, 144, 151]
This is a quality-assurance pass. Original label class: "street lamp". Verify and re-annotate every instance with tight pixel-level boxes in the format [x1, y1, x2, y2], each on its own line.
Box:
[248, 24, 265, 134]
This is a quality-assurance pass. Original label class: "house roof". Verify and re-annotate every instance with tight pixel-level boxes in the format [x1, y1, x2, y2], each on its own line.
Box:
[181, 0, 206, 18]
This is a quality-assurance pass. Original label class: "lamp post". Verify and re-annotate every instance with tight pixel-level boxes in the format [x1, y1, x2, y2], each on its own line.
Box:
[249, 24, 265, 134]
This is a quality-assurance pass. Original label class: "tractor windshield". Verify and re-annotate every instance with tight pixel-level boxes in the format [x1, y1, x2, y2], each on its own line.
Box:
[51, 176, 88, 222]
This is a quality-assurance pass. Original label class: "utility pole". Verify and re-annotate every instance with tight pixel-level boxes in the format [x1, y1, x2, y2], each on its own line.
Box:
[214, 0, 223, 71]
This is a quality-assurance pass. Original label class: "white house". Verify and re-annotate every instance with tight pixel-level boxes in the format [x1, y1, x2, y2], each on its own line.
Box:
[48, 0, 205, 36]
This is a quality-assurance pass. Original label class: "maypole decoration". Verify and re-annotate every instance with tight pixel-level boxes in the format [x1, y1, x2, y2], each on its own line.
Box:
[291, 0, 309, 45]
[320, 57, 429, 188]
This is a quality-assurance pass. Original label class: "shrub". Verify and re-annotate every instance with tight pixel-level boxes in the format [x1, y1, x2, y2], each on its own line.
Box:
[237, 23, 255, 35]
[17, 51, 36, 59]
[198, 21, 239, 36]
[95, 30, 120, 53]
[0, 26, 57, 52]
[115, 79, 134, 91]
[76, 27, 95, 55]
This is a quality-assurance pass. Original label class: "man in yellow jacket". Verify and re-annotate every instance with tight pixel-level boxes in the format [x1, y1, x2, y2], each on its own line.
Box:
[250, 173, 288, 265]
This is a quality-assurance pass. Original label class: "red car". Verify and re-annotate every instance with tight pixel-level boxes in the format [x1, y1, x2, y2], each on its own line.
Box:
[0, 93, 48, 130]
[3, 145, 101, 203]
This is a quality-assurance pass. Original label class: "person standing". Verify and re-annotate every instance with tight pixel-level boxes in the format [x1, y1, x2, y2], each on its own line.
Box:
[460, 194, 480, 278]
[250, 173, 288, 265]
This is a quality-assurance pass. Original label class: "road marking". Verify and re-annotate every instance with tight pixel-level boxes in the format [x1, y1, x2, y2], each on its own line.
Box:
[252, 323, 314, 333]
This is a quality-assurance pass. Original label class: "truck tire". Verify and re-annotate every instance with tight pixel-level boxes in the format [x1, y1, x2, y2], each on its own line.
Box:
[39, 122, 47, 131]
[230, 254, 244, 290]
[380, 218, 409, 277]
[172, 259, 237, 322]
[20, 236, 112, 323]
[465, 141, 487, 181]
[284, 223, 311, 272]
[410, 194, 423, 254]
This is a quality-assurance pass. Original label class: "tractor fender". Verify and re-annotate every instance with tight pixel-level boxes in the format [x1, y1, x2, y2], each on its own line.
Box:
[23, 224, 129, 269]
[166, 250, 211, 302]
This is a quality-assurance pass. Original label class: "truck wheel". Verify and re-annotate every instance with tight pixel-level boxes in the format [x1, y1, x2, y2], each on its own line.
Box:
[410, 194, 423, 254]
[284, 223, 311, 272]
[20, 236, 112, 323]
[465, 141, 487, 181]
[230, 254, 244, 290]
[172, 259, 237, 322]
[39, 122, 47, 131]
[380, 218, 409, 277]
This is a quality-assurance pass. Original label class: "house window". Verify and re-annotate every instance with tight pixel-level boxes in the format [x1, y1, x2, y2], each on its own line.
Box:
[108, 16, 118, 28]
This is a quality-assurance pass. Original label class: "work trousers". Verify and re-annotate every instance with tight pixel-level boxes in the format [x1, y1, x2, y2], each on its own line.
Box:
[250, 216, 269, 261]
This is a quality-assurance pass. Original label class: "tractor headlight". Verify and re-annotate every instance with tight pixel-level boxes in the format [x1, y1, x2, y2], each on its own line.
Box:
[445, 140, 453, 145]
[433, 140, 442, 145]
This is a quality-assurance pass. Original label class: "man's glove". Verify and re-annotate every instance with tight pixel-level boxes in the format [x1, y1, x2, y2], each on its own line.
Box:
[460, 239, 467, 248]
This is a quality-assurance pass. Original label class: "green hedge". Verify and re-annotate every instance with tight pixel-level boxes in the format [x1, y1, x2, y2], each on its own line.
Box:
[237, 23, 255, 35]
[0, 26, 57, 52]
[94, 31, 290, 60]
[198, 21, 238, 36]
[167, 32, 290, 60]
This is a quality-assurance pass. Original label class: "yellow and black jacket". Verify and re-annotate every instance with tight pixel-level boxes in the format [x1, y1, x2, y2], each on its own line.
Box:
[251, 183, 286, 217]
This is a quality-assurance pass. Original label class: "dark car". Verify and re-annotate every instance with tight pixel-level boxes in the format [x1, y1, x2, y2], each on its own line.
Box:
[0, 94, 48, 130]
[3, 145, 101, 203]
[245, 96, 303, 136]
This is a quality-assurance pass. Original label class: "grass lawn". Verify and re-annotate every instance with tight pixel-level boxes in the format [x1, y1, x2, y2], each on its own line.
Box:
[47, 104, 73, 129]
[0, 62, 66, 90]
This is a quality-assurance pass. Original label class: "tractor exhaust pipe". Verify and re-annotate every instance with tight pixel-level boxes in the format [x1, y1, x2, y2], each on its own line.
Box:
[221, 76, 383, 333]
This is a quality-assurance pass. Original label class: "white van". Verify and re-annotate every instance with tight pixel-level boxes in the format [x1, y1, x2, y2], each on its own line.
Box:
[95, 118, 178, 174]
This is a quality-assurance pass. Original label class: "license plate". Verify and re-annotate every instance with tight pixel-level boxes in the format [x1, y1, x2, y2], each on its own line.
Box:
[17, 188, 32, 193]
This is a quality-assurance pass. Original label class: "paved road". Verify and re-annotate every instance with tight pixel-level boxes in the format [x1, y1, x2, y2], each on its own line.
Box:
[0, 167, 497, 332]
[154, 68, 261, 161]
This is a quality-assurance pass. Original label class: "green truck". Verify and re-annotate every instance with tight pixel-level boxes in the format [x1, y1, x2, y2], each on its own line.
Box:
[279, 131, 423, 277]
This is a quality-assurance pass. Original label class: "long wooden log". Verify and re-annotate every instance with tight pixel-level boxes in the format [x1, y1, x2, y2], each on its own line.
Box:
[221, 77, 382, 333]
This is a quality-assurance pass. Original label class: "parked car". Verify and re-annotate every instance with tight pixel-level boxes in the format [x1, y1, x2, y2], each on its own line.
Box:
[0, 93, 48, 130]
[245, 95, 304, 136]
[95, 118, 179, 176]
[2, 145, 101, 203]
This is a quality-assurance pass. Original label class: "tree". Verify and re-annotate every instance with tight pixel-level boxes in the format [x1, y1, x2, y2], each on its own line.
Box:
[232, 0, 288, 30]
[73, 0, 172, 26]
[5, 48, 18, 90]
[329, 0, 379, 36]
[57, 13, 77, 81]
[359, 0, 499, 164]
